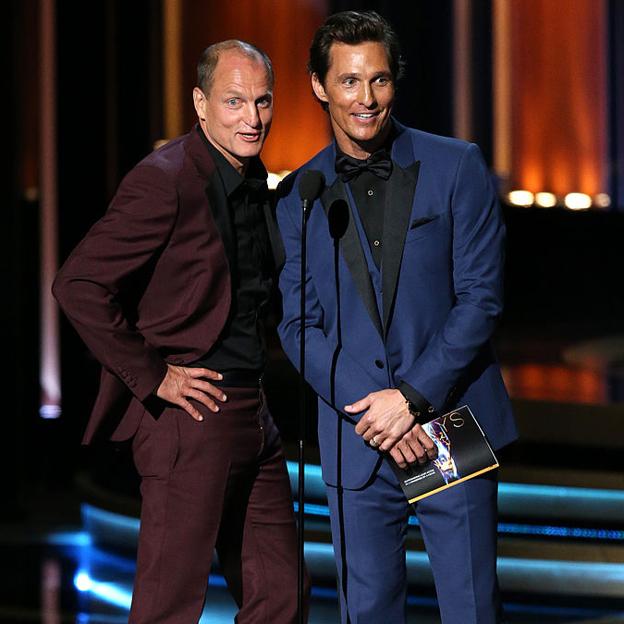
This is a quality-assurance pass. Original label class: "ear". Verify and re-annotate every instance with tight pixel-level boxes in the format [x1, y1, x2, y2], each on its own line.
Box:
[311, 73, 329, 104]
[193, 87, 207, 121]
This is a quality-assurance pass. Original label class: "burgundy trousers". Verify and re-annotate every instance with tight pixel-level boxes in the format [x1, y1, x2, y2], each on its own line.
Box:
[128, 386, 307, 623]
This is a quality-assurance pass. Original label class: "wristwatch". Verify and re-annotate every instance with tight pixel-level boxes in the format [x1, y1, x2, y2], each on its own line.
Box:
[398, 382, 436, 424]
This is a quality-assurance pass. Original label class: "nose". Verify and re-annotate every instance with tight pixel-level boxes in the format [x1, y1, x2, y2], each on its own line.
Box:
[244, 103, 261, 128]
[358, 82, 376, 108]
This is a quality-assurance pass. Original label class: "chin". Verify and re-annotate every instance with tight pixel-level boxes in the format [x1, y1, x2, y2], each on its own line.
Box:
[237, 142, 263, 158]
[351, 123, 389, 144]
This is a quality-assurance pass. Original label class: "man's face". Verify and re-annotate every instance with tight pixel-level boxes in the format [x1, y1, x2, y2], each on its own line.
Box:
[193, 50, 273, 172]
[312, 41, 394, 159]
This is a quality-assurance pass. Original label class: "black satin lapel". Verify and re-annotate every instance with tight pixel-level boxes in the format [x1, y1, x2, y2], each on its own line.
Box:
[382, 161, 421, 334]
[205, 175, 234, 262]
[321, 179, 383, 337]
[263, 198, 285, 270]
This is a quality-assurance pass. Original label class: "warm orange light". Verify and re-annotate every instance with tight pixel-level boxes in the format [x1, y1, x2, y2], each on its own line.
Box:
[500, 363, 606, 404]
[504, 0, 608, 199]
[507, 190, 534, 207]
[564, 193, 592, 210]
[267, 170, 291, 190]
[594, 193, 611, 208]
[535, 192, 557, 208]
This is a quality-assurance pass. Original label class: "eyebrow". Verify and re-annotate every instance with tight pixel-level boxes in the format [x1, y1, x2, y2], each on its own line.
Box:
[222, 88, 273, 99]
[336, 70, 392, 80]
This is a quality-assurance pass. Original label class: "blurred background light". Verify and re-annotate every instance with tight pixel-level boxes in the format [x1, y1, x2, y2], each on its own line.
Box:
[508, 190, 534, 207]
[267, 170, 291, 190]
[74, 572, 93, 592]
[564, 193, 592, 210]
[594, 193, 611, 208]
[535, 192, 557, 208]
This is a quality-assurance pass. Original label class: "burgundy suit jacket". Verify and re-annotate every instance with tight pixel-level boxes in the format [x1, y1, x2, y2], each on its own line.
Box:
[53, 127, 280, 444]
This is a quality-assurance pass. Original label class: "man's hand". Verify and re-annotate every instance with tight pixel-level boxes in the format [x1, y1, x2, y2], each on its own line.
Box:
[156, 365, 226, 421]
[389, 425, 438, 469]
[348, 389, 415, 451]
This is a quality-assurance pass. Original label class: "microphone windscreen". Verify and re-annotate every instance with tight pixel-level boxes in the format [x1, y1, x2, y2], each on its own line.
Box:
[328, 199, 349, 240]
[298, 170, 325, 203]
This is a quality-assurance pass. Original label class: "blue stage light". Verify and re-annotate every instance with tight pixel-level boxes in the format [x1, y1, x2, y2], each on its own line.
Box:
[73, 571, 132, 609]
[74, 571, 93, 592]
[46, 531, 92, 547]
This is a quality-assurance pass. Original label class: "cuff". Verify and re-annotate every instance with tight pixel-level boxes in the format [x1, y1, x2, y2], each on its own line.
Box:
[398, 381, 437, 424]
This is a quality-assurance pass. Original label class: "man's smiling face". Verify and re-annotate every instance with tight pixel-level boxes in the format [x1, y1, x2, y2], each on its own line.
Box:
[312, 40, 395, 159]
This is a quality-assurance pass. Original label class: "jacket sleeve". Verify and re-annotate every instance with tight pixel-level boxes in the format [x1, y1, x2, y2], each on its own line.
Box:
[52, 164, 177, 401]
[276, 189, 382, 420]
[398, 143, 506, 413]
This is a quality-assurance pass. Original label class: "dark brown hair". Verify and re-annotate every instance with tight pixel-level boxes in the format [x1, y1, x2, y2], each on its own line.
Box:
[308, 10, 405, 86]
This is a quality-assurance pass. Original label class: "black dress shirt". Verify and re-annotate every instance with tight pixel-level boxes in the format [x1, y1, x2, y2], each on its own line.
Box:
[193, 128, 273, 372]
[338, 152, 390, 269]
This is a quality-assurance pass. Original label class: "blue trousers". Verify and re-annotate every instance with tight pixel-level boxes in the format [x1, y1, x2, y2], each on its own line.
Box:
[325, 459, 501, 623]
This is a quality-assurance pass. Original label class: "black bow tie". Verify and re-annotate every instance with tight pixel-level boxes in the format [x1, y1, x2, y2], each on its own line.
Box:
[335, 150, 393, 182]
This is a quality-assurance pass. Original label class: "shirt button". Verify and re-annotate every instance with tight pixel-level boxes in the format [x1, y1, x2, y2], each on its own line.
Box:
[367, 189, 374, 196]
[374, 359, 384, 369]
[373, 240, 381, 247]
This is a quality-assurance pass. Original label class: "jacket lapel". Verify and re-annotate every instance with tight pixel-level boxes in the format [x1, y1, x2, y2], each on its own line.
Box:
[321, 177, 383, 337]
[187, 125, 236, 265]
[381, 149, 421, 335]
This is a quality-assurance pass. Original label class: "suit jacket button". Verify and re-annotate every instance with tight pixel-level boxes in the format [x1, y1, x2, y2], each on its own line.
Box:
[374, 359, 384, 369]
[428, 405, 435, 413]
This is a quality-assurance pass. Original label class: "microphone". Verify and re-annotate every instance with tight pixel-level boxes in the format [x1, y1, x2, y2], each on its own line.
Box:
[327, 198, 349, 240]
[298, 169, 325, 215]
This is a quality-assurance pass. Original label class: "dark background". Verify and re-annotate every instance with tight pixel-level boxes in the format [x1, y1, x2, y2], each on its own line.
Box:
[5, 0, 624, 520]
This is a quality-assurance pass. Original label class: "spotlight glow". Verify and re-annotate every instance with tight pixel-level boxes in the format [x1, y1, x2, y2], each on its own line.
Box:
[74, 572, 132, 609]
[594, 193, 611, 208]
[535, 192, 557, 208]
[508, 190, 534, 207]
[564, 192, 592, 210]
[40, 404, 62, 419]
[74, 572, 93, 592]
[267, 170, 291, 190]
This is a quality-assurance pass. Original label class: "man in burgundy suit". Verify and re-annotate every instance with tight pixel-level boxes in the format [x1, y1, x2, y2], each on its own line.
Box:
[53, 40, 306, 623]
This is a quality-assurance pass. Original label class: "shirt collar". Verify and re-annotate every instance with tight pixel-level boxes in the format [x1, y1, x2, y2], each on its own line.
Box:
[196, 125, 268, 197]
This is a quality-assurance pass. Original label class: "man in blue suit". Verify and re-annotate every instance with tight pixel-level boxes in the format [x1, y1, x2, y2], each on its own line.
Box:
[277, 10, 517, 623]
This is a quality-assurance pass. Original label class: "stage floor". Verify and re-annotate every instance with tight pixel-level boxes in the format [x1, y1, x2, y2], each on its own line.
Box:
[4, 320, 623, 623]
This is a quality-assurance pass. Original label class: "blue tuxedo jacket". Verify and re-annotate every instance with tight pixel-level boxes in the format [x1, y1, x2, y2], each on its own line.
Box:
[277, 121, 517, 490]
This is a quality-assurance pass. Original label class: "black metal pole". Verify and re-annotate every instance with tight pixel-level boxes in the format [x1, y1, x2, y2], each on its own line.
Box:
[297, 202, 308, 624]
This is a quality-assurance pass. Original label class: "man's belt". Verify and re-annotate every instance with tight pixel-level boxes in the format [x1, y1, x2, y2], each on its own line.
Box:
[211, 369, 264, 388]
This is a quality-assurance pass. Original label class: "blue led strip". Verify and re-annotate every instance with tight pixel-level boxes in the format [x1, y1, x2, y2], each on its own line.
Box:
[293, 501, 624, 541]
[287, 461, 624, 526]
[498, 522, 624, 541]
[83, 499, 624, 541]
[75, 558, 624, 617]
[83, 496, 624, 545]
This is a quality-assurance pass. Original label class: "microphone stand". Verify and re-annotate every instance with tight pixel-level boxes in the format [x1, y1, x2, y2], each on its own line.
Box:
[295, 170, 323, 623]
[297, 197, 310, 624]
